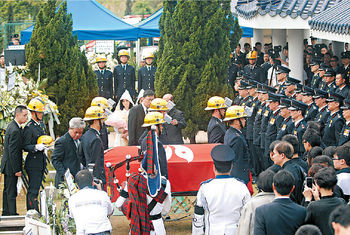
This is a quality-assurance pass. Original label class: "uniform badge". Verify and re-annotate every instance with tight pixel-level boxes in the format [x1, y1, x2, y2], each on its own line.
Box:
[258, 109, 262, 115]
[269, 118, 275, 125]
[281, 124, 286, 131]
[253, 103, 256, 107]
[319, 115, 322, 119]
[306, 111, 309, 115]
[294, 130, 297, 135]
[264, 110, 269, 117]
[344, 129, 350, 137]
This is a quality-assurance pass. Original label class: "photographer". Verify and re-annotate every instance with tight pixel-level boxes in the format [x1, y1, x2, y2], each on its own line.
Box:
[68, 170, 113, 235]
[304, 168, 346, 235]
[276, 46, 289, 67]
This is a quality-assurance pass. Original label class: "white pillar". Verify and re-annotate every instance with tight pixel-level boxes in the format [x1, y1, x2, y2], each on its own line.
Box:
[252, 29, 264, 47]
[304, 29, 310, 44]
[287, 29, 304, 82]
[333, 41, 344, 58]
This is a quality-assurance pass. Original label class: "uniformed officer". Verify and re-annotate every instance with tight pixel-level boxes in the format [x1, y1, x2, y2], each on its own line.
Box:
[138, 52, 156, 92]
[301, 86, 318, 122]
[309, 59, 322, 88]
[323, 93, 345, 147]
[321, 68, 337, 93]
[80, 106, 106, 184]
[339, 51, 350, 75]
[276, 98, 294, 140]
[94, 57, 113, 99]
[284, 77, 300, 98]
[90, 97, 110, 150]
[313, 89, 330, 133]
[275, 65, 291, 95]
[318, 64, 332, 91]
[23, 98, 48, 211]
[223, 106, 252, 184]
[192, 145, 251, 235]
[339, 100, 350, 146]
[264, 93, 284, 168]
[243, 51, 265, 83]
[288, 100, 308, 155]
[233, 74, 243, 105]
[335, 73, 350, 99]
[238, 81, 253, 107]
[113, 50, 136, 102]
[205, 96, 227, 143]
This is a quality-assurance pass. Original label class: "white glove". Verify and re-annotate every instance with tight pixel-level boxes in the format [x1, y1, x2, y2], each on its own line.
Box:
[35, 143, 45, 151]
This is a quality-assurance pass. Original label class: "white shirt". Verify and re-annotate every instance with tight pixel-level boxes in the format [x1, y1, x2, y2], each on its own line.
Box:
[69, 187, 113, 235]
[337, 171, 350, 195]
[267, 66, 277, 87]
[192, 176, 251, 235]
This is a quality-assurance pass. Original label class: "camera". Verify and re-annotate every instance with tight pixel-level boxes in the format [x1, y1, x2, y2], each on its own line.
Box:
[305, 177, 313, 188]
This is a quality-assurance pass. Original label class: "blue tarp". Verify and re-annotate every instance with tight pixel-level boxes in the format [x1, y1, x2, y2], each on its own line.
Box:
[136, 8, 254, 38]
[21, 0, 139, 44]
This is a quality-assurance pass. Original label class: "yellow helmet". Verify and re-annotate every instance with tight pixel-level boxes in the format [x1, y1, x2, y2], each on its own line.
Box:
[143, 52, 154, 60]
[142, 112, 165, 127]
[205, 96, 227, 111]
[223, 106, 247, 122]
[28, 98, 45, 113]
[246, 51, 257, 59]
[91, 97, 109, 110]
[96, 57, 107, 63]
[83, 106, 106, 121]
[148, 98, 168, 111]
[118, 50, 130, 58]
[37, 135, 54, 146]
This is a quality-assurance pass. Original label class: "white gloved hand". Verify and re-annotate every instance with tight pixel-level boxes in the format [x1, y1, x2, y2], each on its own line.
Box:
[35, 143, 45, 151]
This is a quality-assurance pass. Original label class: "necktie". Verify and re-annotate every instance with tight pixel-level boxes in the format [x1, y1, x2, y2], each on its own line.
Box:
[123, 65, 126, 70]
[148, 66, 151, 72]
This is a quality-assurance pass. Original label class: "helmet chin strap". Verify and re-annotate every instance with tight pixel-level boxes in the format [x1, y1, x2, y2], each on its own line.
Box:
[34, 112, 42, 122]
[219, 109, 225, 120]
[238, 118, 245, 130]
[98, 119, 103, 131]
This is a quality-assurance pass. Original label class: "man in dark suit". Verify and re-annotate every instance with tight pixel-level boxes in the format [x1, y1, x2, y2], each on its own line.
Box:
[138, 52, 156, 92]
[162, 94, 186, 144]
[94, 57, 113, 99]
[128, 90, 155, 146]
[254, 170, 306, 235]
[205, 96, 227, 144]
[113, 50, 136, 102]
[52, 118, 85, 188]
[1, 105, 28, 215]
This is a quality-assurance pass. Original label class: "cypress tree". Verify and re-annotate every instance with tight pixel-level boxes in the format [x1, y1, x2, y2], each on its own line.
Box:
[26, 0, 98, 136]
[156, 0, 237, 142]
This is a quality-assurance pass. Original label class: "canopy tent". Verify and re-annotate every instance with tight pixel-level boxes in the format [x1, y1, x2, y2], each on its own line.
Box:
[135, 7, 254, 38]
[21, 0, 139, 44]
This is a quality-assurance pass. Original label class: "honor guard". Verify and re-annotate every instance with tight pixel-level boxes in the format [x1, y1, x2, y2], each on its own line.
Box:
[323, 93, 345, 147]
[339, 100, 350, 146]
[284, 77, 300, 98]
[275, 65, 291, 95]
[318, 64, 332, 91]
[335, 73, 350, 99]
[205, 96, 227, 143]
[301, 86, 318, 122]
[313, 89, 330, 131]
[309, 59, 322, 88]
[238, 81, 253, 106]
[138, 52, 156, 92]
[80, 106, 106, 184]
[90, 97, 110, 150]
[192, 145, 251, 235]
[322, 68, 337, 93]
[276, 98, 294, 140]
[223, 106, 252, 184]
[94, 57, 113, 99]
[264, 93, 284, 168]
[23, 98, 49, 211]
[113, 50, 136, 102]
[288, 100, 308, 155]
[243, 51, 265, 83]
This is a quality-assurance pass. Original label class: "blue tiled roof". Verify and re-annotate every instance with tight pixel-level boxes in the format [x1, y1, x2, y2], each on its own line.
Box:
[236, 0, 340, 20]
[309, 0, 350, 34]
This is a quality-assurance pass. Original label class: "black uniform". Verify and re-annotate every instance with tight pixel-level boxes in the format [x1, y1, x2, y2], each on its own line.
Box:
[278, 82, 287, 95]
[224, 127, 250, 184]
[315, 105, 330, 135]
[339, 122, 350, 146]
[80, 128, 105, 184]
[138, 65, 156, 92]
[100, 123, 109, 150]
[260, 107, 272, 168]
[310, 74, 322, 88]
[253, 102, 267, 174]
[94, 69, 113, 99]
[264, 110, 284, 168]
[1, 120, 23, 215]
[320, 81, 337, 93]
[276, 116, 294, 140]
[336, 85, 350, 100]
[323, 111, 345, 147]
[23, 119, 47, 211]
[233, 95, 242, 105]
[282, 160, 305, 204]
[291, 119, 307, 155]
[207, 116, 226, 144]
[113, 64, 136, 101]
[163, 107, 186, 144]
[305, 103, 318, 122]
[243, 64, 265, 83]
[227, 63, 239, 90]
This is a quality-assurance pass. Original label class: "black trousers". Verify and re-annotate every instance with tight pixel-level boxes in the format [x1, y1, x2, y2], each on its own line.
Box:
[25, 168, 44, 211]
[2, 173, 18, 215]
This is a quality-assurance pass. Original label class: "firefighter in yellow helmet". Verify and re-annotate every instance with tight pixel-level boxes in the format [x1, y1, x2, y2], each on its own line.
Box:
[94, 56, 113, 99]
[80, 106, 107, 185]
[23, 98, 48, 211]
[114, 49, 136, 102]
[138, 51, 156, 93]
[243, 50, 265, 83]
[223, 106, 251, 184]
[90, 97, 110, 150]
[205, 96, 228, 143]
